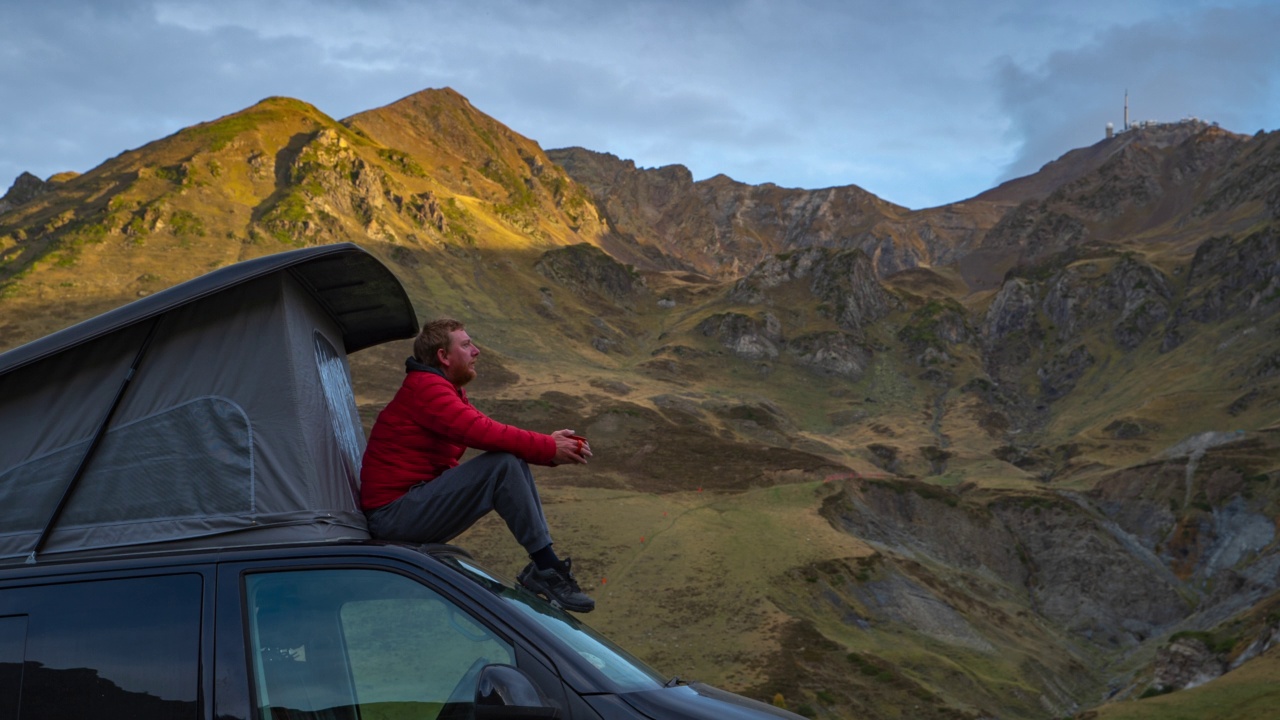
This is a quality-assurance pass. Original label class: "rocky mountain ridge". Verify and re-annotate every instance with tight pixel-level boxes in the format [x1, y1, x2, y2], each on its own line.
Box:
[548, 146, 993, 280]
[551, 120, 1272, 292]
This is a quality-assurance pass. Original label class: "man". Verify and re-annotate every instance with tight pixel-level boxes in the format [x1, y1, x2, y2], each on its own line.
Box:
[360, 318, 595, 612]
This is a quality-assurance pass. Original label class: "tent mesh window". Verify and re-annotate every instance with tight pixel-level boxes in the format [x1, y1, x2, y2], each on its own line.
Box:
[313, 333, 363, 485]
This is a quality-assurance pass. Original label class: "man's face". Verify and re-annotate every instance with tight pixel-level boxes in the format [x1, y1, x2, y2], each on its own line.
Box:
[439, 329, 479, 386]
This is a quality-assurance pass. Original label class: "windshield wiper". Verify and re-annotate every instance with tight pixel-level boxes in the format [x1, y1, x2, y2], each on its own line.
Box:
[664, 676, 686, 688]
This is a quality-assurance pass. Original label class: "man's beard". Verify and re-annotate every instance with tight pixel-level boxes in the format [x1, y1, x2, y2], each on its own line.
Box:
[448, 364, 477, 386]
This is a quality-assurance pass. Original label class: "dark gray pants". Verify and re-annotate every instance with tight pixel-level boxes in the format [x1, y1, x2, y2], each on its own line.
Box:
[365, 451, 553, 554]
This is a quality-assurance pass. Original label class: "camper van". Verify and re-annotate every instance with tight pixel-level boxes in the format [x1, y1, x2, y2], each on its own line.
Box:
[0, 244, 800, 720]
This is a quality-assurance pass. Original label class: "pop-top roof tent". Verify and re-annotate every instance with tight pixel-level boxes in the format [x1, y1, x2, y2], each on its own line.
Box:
[0, 243, 418, 563]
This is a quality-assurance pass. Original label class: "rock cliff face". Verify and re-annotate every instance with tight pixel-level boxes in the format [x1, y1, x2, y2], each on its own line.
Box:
[785, 331, 872, 380]
[258, 127, 396, 243]
[548, 147, 944, 278]
[969, 226, 1279, 434]
[979, 276, 1044, 404]
[697, 311, 783, 361]
[534, 242, 646, 303]
[1153, 636, 1229, 690]
[1089, 440, 1280, 596]
[1162, 228, 1280, 351]
[976, 253, 1176, 399]
[825, 481, 1195, 648]
[822, 447, 1280, 700]
[729, 246, 896, 335]
[691, 246, 892, 379]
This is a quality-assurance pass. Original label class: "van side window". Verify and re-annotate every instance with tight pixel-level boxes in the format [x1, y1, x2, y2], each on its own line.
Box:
[0, 574, 201, 720]
[0, 615, 26, 720]
[246, 569, 514, 720]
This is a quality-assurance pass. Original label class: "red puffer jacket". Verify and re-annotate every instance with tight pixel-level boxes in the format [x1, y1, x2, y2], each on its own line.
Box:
[360, 363, 557, 510]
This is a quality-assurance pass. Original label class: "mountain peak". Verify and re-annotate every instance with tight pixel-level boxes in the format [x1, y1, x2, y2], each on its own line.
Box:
[355, 86, 477, 119]
[0, 172, 50, 212]
[249, 95, 325, 113]
[343, 87, 573, 206]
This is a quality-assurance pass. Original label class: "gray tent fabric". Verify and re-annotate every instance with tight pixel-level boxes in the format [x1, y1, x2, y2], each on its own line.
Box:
[0, 244, 418, 562]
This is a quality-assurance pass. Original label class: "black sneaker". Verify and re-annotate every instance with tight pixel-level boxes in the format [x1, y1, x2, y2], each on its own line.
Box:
[517, 558, 595, 613]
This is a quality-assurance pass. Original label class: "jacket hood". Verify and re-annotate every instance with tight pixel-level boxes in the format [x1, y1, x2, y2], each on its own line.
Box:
[405, 356, 447, 379]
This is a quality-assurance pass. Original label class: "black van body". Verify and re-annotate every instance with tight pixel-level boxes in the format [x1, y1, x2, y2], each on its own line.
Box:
[0, 541, 801, 720]
[0, 244, 802, 719]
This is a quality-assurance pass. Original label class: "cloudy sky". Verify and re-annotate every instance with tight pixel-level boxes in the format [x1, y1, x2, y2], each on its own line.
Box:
[2, 0, 1277, 209]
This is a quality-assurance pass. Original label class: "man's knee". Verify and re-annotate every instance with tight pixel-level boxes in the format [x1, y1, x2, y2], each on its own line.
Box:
[473, 451, 530, 476]
[470, 453, 539, 500]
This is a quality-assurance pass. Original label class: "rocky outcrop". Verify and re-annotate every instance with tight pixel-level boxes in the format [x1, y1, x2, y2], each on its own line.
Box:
[896, 297, 973, 366]
[1108, 262, 1174, 350]
[1152, 636, 1229, 691]
[730, 247, 896, 336]
[386, 188, 447, 233]
[548, 147, 937, 278]
[255, 127, 393, 243]
[1146, 622, 1280, 695]
[697, 311, 782, 361]
[1103, 418, 1160, 439]
[1161, 228, 1280, 352]
[979, 253, 1176, 413]
[808, 249, 898, 332]
[535, 243, 646, 303]
[703, 397, 798, 444]
[1041, 257, 1173, 349]
[825, 481, 1024, 580]
[1195, 128, 1280, 220]
[980, 277, 1043, 398]
[994, 497, 1190, 643]
[850, 570, 995, 652]
[1183, 229, 1279, 324]
[251, 127, 462, 246]
[0, 172, 51, 214]
[695, 247, 890, 377]
[981, 205, 1088, 259]
[1089, 440, 1279, 595]
[982, 277, 1041, 343]
[785, 331, 871, 381]
[825, 481, 1194, 648]
[1038, 344, 1095, 400]
[695, 310, 872, 380]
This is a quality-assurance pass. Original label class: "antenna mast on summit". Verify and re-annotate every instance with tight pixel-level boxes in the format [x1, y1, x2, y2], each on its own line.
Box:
[1124, 89, 1129, 131]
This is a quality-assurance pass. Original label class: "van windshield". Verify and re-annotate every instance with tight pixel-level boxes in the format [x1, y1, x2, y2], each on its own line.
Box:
[439, 554, 666, 694]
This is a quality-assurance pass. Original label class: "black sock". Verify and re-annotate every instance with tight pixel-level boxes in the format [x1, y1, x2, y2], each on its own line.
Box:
[530, 544, 561, 571]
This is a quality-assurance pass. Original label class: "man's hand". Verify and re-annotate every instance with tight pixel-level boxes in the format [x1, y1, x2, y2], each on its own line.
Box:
[551, 429, 592, 465]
